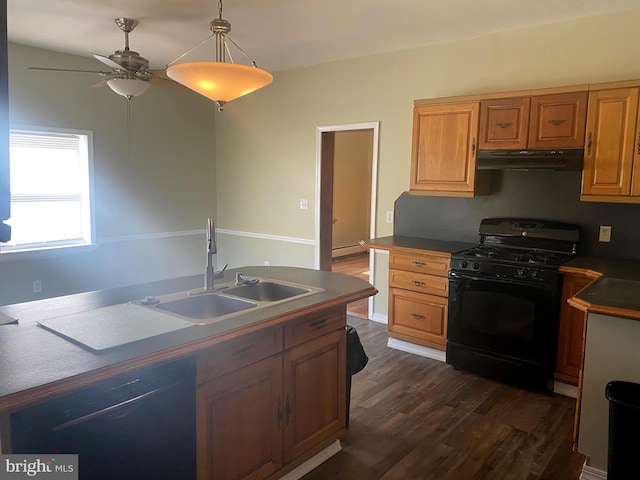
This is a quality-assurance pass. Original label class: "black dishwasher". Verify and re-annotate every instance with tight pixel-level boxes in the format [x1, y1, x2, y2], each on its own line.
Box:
[10, 357, 196, 480]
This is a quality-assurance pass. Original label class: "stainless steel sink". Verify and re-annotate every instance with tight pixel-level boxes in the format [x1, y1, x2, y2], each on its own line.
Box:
[153, 294, 257, 324]
[222, 282, 311, 302]
[136, 278, 323, 326]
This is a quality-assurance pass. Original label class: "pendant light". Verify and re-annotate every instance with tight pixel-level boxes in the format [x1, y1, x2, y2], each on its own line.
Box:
[166, 0, 273, 111]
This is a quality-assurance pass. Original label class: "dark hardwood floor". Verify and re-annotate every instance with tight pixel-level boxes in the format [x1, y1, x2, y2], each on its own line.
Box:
[332, 253, 370, 319]
[303, 316, 587, 480]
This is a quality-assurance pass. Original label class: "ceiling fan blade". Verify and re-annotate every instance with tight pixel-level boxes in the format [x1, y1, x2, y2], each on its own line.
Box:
[28, 66, 115, 76]
[92, 53, 126, 72]
[92, 79, 110, 88]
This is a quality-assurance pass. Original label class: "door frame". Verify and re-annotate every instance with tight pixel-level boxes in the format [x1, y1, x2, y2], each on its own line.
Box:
[314, 122, 379, 284]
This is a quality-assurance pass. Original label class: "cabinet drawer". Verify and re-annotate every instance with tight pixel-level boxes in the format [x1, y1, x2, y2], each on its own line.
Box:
[389, 288, 448, 346]
[197, 326, 283, 384]
[284, 307, 346, 349]
[389, 250, 450, 276]
[389, 269, 448, 297]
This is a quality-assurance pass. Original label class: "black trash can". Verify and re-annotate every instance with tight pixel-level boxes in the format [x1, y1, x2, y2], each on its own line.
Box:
[345, 325, 368, 427]
[605, 380, 640, 480]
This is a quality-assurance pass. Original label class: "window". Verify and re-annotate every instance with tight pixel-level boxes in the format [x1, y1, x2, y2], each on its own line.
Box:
[1, 127, 94, 259]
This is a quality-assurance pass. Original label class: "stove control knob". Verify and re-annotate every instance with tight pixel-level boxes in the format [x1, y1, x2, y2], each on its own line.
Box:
[517, 268, 527, 277]
[460, 260, 468, 269]
[472, 261, 480, 270]
[531, 269, 541, 279]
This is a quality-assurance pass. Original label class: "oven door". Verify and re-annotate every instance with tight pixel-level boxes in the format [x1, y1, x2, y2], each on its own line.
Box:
[447, 270, 559, 365]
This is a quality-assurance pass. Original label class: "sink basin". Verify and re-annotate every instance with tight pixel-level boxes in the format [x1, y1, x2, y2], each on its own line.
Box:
[155, 293, 257, 321]
[223, 282, 311, 302]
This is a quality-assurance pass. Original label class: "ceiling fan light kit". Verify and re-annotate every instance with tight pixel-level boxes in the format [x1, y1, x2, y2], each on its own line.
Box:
[107, 78, 151, 97]
[166, 0, 273, 111]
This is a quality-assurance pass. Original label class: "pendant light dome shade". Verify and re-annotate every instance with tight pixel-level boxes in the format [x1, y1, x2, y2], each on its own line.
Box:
[166, 62, 272, 109]
[107, 78, 151, 98]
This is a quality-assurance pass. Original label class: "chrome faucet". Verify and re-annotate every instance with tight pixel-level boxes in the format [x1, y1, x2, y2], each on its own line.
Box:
[204, 217, 227, 291]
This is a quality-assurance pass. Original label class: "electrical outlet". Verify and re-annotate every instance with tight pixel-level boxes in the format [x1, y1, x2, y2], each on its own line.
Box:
[299, 199, 309, 210]
[33, 280, 42, 294]
[264, 261, 270, 266]
[386, 211, 394, 224]
[599, 225, 612, 243]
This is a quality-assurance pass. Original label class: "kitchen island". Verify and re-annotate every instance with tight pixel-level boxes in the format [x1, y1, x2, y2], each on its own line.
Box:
[561, 257, 640, 477]
[0, 266, 377, 480]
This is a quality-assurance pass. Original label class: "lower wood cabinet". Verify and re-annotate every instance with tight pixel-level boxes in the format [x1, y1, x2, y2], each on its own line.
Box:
[555, 272, 593, 385]
[196, 308, 347, 480]
[387, 249, 450, 350]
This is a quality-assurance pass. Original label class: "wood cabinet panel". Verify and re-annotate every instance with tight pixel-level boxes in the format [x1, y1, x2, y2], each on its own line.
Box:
[581, 88, 639, 196]
[196, 326, 283, 384]
[283, 329, 346, 464]
[410, 102, 480, 195]
[197, 356, 283, 480]
[388, 250, 450, 275]
[479, 97, 530, 149]
[389, 269, 448, 297]
[555, 274, 592, 385]
[284, 307, 345, 349]
[528, 92, 588, 149]
[389, 288, 448, 346]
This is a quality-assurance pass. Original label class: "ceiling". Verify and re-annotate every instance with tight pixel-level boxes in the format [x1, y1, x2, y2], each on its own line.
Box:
[7, 0, 640, 73]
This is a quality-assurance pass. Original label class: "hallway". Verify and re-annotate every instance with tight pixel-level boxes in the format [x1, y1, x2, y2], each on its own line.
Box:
[332, 252, 370, 319]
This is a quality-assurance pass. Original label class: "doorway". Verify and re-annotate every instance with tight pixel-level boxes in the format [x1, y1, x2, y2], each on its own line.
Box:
[314, 122, 379, 319]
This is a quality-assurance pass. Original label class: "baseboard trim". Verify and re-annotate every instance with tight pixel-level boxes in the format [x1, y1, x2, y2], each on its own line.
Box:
[370, 312, 387, 324]
[278, 440, 342, 480]
[580, 462, 607, 480]
[553, 381, 578, 398]
[387, 337, 446, 362]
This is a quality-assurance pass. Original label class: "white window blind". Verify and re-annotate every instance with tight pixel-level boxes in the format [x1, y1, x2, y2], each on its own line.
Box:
[2, 127, 94, 256]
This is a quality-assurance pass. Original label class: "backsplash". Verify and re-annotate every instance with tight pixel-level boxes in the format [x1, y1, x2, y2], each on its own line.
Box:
[394, 171, 640, 260]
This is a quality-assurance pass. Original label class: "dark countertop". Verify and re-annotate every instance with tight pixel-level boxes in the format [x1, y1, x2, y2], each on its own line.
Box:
[366, 235, 476, 255]
[561, 256, 640, 320]
[0, 266, 377, 412]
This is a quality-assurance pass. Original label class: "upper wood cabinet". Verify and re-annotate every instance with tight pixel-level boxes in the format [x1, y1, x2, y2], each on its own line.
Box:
[479, 96, 531, 149]
[479, 92, 587, 150]
[581, 87, 640, 200]
[410, 102, 484, 197]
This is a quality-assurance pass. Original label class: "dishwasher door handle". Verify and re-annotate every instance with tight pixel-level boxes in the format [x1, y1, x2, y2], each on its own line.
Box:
[52, 381, 182, 432]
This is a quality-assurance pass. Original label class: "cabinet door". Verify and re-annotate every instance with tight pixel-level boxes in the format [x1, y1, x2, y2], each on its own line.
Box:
[388, 287, 448, 349]
[528, 92, 588, 149]
[581, 88, 639, 196]
[197, 356, 282, 480]
[555, 274, 592, 385]
[478, 97, 530, 150]
[283, 329, 346, 464]
[410, 102, 480, 194]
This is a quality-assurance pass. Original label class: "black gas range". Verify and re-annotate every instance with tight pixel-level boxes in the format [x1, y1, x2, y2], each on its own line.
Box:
[447, 218, 580, 393]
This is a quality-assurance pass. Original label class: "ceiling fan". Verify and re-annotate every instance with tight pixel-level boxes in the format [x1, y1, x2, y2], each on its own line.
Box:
[29, 17, 185, 99]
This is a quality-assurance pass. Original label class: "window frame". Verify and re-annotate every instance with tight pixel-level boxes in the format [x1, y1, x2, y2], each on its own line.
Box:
[0, 125, 96, 261]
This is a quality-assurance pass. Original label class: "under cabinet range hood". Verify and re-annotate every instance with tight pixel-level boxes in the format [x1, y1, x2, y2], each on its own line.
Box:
[477, 149, 584, 171]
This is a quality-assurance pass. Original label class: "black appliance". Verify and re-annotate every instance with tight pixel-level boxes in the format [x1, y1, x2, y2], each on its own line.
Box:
[10, 358, 196, 480]
[447, 218, 579, 392]
[477, 148, 584, 171]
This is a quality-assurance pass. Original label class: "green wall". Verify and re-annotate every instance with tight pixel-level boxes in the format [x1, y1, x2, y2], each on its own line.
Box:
[1, 44, 217, 305]
[214, 8, 640, 319]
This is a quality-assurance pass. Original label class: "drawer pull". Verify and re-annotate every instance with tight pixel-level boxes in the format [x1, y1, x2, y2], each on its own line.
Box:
[277, 398, 283, 428]
[548, 119, 566, 126]
[232, 344, 255, 357]
[412, 261, 427, 267]
[412, 280, 426, 287]
[587, 132, 592, 155]
[310, 319, 326, 329]
[496, 122, 512, 128]
[412, 313, 425, 320]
